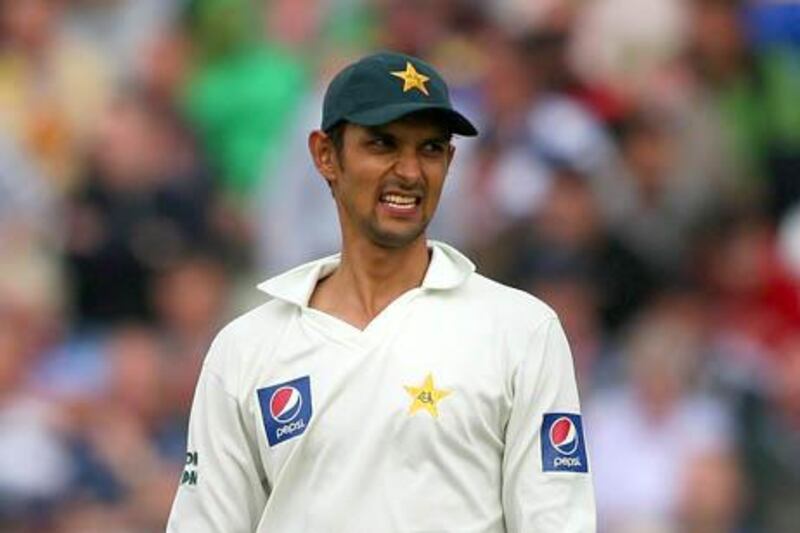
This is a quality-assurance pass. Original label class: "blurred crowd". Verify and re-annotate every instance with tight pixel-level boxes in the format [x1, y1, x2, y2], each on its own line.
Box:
[1, 0, 800, 531]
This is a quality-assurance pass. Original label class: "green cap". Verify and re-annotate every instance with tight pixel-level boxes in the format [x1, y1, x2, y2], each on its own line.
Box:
[321, 51, 478, 136]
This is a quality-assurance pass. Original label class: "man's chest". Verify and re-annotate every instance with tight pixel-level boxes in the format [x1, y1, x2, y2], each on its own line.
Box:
[240, 315, 515, 484]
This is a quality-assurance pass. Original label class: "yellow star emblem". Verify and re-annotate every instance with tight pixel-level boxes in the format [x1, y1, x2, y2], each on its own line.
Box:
[404, 373, 451, 418]
[391, 61, 430, 96]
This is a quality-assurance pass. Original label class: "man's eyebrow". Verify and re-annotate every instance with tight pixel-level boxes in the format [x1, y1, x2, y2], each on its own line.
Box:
[364, 126, 393, 138]
[363, 126, 450, 143]
[425, 134, 452, 144]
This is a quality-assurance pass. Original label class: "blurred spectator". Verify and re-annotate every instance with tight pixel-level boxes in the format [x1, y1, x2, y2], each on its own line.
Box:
[0, 0, 112, 192]
[253, 78, 343, 276]
[152, 253, 229, 419]
[677, 448, 745, 533]
[696, 210, 800, 359]
[0, 132, 60, 245]
[685, 0, 800, 219]
[0, 229, 66, 365]
[587, 302, 733, 532]
[441, 31, 621, 249]
[490, 0, 576, 36]
[475, 171, 658, 333]
[61, 325, 182, 530]
[64, 91, 220, 325]
[137, 28, 192, 106]
[422, 0, 492, 90]
[737, 335, 800, 532]
[180, 0, 310, 197]
[450, 31, 551, 245]
[64, 0, 184, 80]
[599, 107, 733, 274]
[51, 501, 135, 533]
[152, 252, 228, 358]
[0, 317, 73, 526]
[375, 0, 452, 57]
[569, 0, 688, 107]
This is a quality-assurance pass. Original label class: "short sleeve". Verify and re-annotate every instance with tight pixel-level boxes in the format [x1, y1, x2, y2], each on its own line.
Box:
[502, 317, 596, 532]
[166, 335, 268, 532]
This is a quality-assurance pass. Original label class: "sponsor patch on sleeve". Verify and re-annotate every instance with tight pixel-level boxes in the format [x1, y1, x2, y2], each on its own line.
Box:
[540, 413, 588, 473]
[257, 376, 313, 447]
[180, 450, 199, 488]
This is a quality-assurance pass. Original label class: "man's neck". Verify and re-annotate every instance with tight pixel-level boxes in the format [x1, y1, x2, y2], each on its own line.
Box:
[309, 237, 431, 329]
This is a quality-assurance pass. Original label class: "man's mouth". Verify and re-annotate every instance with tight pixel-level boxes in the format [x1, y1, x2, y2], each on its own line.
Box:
[379, 193, 420, 211]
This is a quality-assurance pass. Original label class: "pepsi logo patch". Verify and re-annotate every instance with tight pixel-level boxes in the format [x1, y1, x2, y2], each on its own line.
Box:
[257, 376, 313, 447]
[541, 413, 588, 473]
[270, 386, 304, 423]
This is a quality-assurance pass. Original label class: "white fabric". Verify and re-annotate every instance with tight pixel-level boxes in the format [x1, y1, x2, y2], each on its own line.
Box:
[167, 241, 595, 532]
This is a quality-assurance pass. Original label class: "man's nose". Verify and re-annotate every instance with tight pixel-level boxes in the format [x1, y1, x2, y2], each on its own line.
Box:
[394, 149, 423, 182]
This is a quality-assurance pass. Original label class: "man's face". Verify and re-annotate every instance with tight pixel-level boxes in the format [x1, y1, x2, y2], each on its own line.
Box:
[323, 114, 454, 249]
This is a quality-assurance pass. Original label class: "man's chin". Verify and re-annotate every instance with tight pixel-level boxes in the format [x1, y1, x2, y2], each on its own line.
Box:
[367, 224, 427, 250]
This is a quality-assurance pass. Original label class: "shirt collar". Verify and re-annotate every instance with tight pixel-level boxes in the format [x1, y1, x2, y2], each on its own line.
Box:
[256, 240, 475, 307]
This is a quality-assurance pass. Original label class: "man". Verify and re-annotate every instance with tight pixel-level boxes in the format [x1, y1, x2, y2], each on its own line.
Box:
[167, 51, 595, 532]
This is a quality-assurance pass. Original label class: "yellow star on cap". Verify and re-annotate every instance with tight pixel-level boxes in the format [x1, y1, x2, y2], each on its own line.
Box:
[404, 373, 451, 418]
[391, 61, 430, 96]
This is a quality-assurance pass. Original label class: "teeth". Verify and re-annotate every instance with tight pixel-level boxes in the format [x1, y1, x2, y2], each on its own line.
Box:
[381, 194, 417, 206]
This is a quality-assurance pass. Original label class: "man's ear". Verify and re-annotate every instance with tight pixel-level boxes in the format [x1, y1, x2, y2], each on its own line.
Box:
[308, 130, 338, 187]
[447, 143, 456, 167]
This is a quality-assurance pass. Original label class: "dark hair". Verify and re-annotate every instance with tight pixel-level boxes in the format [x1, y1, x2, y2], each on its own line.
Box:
[325, 121, 347, 161]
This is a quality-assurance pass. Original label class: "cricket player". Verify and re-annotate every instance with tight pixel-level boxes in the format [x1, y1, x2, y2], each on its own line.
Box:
[167, 51, 595, 532]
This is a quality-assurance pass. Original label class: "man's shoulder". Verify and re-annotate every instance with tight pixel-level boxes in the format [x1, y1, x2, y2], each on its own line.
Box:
[203, 298, 293, 373]
[215, 298, 292, 347]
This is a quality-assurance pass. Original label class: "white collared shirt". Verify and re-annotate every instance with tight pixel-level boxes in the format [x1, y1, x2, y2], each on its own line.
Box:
[167, 241, 595, 532]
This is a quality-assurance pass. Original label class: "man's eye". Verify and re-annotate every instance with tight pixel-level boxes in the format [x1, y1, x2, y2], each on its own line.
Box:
[423, 142, 446, 154]
[369, 137, 392, 149]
